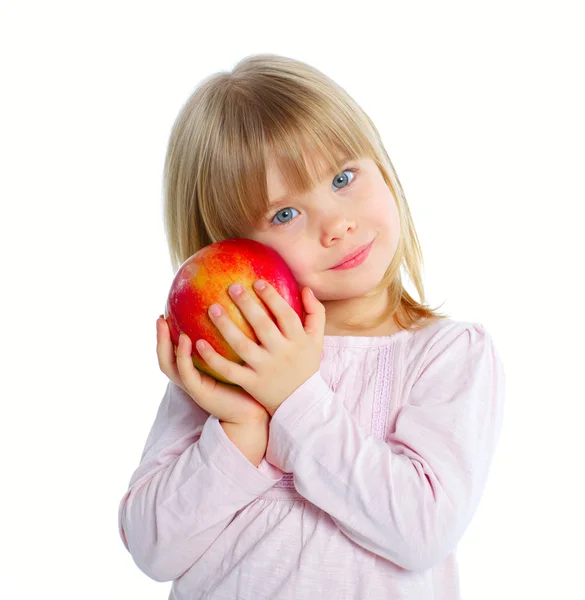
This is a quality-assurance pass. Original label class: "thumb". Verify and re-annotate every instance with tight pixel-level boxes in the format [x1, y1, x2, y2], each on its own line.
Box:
[302, 287, 325, 340]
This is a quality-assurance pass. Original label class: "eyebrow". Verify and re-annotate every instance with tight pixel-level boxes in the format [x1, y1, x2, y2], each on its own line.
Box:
[269, 193, 293, 208]
[268, 156, 355, 207]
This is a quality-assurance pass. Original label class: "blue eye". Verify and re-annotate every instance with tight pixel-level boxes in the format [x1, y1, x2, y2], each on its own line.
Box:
[332, 170, 355, 190]
[271, 207, 299, 225]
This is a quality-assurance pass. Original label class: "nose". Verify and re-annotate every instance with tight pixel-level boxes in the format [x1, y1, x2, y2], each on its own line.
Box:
[320, 208, 357, 247]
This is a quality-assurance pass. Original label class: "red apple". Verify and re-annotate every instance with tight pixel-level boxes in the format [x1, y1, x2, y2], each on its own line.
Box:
[164, 238, 303, 384]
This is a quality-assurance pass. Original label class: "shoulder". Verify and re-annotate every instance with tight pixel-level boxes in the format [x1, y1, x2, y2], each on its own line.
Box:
[400, 317, 503, 387]
[405, 316, 495, 350]
[410, 315, 490, 340]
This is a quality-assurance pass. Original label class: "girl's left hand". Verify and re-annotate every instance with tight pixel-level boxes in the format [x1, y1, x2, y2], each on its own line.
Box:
[195, 280, 326, 417]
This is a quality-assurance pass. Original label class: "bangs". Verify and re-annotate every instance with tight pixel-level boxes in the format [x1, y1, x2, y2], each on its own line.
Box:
[198, 74, 378, 241]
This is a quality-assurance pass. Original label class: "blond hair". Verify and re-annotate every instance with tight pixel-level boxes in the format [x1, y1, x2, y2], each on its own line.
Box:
[162, 54, 449, 332]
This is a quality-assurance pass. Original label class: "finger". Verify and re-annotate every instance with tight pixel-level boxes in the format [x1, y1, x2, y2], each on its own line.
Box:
[156, 317, 187, 392]
[174, 332, 265, 422]
[227, 283, 281, 350]
[194, 337, 253, 389]
[207, 301, 265, 364]
[252, 280, 305, 339]
[174, 332, 208, 396]
[301, 287, 326, 341]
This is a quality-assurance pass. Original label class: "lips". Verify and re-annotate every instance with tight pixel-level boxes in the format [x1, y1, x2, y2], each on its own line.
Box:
[329, 240, 374, 269]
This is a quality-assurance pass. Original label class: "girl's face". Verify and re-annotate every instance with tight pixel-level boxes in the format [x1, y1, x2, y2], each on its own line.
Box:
[248, 154, 400, 303]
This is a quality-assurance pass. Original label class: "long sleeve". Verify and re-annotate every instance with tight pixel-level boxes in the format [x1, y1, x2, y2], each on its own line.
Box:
[118, 382, 282, 582]
[265, 322, 505, 572]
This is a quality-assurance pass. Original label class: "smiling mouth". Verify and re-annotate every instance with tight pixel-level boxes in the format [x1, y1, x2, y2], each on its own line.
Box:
[329, 240, 374, 270]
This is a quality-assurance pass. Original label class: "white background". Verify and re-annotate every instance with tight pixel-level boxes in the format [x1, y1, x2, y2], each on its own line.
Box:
[1, 1, 583, 598]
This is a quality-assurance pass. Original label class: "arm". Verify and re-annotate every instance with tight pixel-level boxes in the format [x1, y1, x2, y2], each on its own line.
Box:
[265, 323, 505, 572]
[118, 382, 281, 582]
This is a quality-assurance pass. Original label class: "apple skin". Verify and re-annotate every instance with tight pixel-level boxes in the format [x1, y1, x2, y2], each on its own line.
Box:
[164, 238, 303, 385]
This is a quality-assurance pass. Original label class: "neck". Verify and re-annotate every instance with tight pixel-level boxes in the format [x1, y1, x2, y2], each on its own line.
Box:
[322, 290, 402, 337]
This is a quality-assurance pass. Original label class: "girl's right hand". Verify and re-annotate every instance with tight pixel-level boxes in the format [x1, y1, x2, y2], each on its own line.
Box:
[156, 316, 270, 426]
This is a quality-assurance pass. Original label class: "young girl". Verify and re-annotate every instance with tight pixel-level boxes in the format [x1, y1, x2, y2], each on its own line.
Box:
[118, 54, 505, 599]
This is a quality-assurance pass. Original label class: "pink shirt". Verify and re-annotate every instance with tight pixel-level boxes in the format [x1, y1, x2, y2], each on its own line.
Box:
[118, 318, 505, 599]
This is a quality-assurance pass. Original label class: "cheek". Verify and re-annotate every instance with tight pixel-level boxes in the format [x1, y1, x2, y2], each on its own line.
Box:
[371, 189, 400, 234]
[386, 199, 400, 235]
[279, 247, 313, 282]
[255, 238, 312, 282]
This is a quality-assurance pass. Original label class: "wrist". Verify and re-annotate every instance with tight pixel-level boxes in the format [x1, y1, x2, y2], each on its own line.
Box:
[225, 409, 270, 427]
[219, 418, 269, 467]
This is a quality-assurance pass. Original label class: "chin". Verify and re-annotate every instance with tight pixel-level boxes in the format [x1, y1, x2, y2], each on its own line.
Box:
[315, 274, 385, 302]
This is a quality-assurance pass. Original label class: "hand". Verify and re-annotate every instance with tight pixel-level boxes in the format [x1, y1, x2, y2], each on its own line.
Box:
[156, 317, 269, 425]
[194, 280, 326, 417]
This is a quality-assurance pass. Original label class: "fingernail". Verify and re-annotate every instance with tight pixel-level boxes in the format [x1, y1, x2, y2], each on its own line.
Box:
[254, 280, 266, 291]
[229, 283, 243, 296]
[209, 303, 222, 317]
